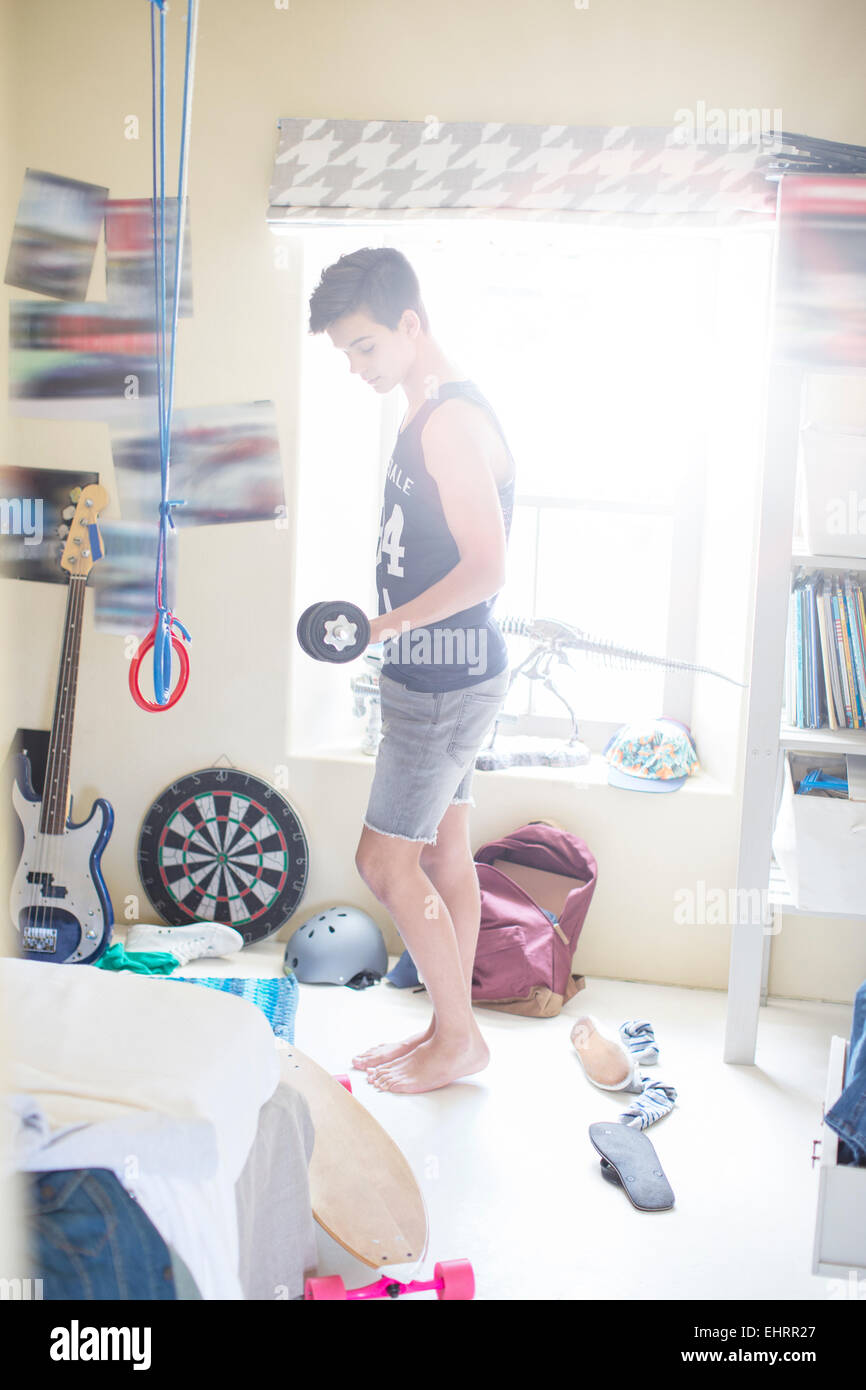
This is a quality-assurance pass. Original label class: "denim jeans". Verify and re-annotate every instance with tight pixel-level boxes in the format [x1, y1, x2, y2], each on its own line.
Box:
[364, 665, 511, 843]
[825, 980, 866, 1166]
[26, 1169, 178, 1299]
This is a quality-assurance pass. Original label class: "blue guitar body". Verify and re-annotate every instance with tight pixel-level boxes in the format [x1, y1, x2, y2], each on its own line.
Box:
[10, 753, 115, 965]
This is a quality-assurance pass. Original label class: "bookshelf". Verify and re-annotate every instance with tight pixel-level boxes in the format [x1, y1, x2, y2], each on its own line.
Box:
[780, 725, 866, 755]
[792, 546, 866, 572]
[724, 360, 866, 1065]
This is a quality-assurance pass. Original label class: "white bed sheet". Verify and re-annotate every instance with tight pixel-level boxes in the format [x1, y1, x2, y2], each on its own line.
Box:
[2, 958, 282, 1299]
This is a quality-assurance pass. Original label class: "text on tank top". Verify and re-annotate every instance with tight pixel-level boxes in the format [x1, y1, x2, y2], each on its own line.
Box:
[375, 379, 516, 692]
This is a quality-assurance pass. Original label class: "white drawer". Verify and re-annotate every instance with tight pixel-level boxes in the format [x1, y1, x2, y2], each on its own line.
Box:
[812, 1035, 866, 1277]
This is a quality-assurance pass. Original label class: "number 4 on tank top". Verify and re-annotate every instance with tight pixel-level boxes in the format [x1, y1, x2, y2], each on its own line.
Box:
[376, 503, 406, 577]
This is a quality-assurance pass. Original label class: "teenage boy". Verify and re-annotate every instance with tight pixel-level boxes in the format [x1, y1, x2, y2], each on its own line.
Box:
[308, 247, 515, 1093]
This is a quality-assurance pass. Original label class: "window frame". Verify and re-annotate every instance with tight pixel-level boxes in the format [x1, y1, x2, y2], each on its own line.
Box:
[299, 218, 773, 755]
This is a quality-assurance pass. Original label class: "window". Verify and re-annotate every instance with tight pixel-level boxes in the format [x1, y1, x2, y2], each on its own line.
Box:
[300, 218, 774, 752]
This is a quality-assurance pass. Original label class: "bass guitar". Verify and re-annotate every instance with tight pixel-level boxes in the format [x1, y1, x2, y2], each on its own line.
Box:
[10, 483, 115, 964]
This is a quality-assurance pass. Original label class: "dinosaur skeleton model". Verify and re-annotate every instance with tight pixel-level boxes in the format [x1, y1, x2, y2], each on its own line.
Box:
[469, 619, 750, 772]
[350, 617, 746, 765]
[350, 656, 384, 756]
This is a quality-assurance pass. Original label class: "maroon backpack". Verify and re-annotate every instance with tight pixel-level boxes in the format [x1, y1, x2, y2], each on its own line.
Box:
[471, 822, 597, 1017]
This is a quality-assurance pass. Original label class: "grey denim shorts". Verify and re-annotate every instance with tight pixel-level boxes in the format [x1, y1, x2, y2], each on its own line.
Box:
[363, 665, 511, 844]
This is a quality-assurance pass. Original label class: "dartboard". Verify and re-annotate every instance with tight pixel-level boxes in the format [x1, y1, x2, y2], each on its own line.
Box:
[137, 767, 308, 944]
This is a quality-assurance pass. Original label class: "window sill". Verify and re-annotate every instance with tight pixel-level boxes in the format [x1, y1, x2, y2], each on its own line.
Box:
[290, 746, 734, 797]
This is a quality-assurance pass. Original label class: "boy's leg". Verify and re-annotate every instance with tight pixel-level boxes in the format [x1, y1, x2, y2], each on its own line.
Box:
[418, 803, 481, 997]
[351, 803, 479, 1070]
[354, 821, 488, 1094]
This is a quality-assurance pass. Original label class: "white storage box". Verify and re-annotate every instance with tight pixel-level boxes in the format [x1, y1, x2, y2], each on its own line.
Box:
[772, 753, 866, 915]
[800, 424, 866, 560]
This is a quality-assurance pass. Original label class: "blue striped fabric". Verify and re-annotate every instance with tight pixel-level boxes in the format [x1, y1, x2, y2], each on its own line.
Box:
[619, 1078, 677, 1130]
[618, 1019, 660, 1065]
[167, 975, 298, 1044]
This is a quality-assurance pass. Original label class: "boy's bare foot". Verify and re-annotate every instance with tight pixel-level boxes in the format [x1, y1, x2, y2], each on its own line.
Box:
[365, 1032, 489, 1094]
[351, 1018, 435, 1071]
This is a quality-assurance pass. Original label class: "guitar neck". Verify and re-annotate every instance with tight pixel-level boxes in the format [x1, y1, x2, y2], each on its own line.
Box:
[40, 574, 89, 836]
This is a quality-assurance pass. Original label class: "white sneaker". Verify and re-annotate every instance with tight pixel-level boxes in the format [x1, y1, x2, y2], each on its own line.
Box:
[126, 922, 245, 967]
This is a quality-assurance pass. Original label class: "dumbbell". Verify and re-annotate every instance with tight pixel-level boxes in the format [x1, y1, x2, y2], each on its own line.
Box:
[296, 600, 371, 663]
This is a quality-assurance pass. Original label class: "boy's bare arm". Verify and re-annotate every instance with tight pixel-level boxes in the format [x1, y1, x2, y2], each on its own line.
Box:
[369, 400, 508, 645]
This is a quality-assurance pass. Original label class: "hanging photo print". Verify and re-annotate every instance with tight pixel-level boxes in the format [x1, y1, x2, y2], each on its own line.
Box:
[110, 400, 286, 527]
[4, 169, 107, 300]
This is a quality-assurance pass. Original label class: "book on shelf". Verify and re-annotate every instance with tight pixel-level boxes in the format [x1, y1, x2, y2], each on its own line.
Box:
[784, 570, 866, 730]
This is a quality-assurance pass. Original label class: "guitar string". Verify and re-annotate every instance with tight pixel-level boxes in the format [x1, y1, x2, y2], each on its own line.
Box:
[61, 577, 88, 951]
[33, 572, 73, 937]
[35, 574, 77, 941]
[57, 576, 87, 949]
[34, 574, 86, 949]
[57, 577, 87, 949]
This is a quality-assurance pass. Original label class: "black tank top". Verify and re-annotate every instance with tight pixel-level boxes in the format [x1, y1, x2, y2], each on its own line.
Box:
[375, 379, 515, 692]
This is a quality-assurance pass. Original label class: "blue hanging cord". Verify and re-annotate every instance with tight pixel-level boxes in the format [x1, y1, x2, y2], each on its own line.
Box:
[145, 0, 197, 705]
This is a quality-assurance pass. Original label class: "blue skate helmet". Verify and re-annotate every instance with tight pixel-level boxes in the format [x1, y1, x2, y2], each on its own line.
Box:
[283, 906, 388, 987]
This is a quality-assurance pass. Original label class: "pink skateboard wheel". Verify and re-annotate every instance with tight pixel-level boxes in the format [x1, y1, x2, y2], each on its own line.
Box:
[305, 1275, 348, 1300]
[434, 1259, 475, 1300]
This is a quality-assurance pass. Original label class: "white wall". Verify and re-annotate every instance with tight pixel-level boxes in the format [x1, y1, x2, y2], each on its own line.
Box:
[2, 0, 866, 1001]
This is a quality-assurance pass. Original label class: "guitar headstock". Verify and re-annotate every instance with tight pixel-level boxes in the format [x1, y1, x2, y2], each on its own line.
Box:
[59, 484, 109, 577]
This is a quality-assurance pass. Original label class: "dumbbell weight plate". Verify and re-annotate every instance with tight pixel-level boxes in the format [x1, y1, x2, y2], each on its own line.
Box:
[297, 601, 371, 663]
[296, 603, 325, 659]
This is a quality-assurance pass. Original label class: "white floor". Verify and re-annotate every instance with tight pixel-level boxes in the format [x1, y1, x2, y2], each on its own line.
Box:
[176, 936, 856, 1302]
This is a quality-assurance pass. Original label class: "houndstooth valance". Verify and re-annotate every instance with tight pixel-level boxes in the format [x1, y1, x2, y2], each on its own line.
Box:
[267, 117, 780, 229]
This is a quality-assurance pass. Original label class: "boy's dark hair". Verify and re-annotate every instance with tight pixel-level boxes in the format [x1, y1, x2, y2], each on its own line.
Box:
[308, 247, 429, 335]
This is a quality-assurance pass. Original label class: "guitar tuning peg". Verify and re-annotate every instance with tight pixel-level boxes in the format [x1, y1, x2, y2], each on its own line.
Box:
[61, 505, 75, 520]
[57, 523, 70, 539]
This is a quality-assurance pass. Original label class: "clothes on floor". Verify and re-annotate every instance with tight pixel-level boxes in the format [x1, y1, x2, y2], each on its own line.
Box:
[618, 1019, 660, 1064]
[164, 974, 299, 1045]
[386, 948, 421, 988]
[619, 1078, 678, 1130]
[94, 941, 180, 975]
[825, 978, 866, 1167]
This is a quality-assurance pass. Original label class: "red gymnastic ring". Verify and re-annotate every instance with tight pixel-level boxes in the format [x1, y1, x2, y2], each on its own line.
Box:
[129, 621, 191, 712]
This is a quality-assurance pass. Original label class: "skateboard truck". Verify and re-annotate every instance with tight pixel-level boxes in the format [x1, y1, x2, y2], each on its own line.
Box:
[305, 1259, 475, 1301]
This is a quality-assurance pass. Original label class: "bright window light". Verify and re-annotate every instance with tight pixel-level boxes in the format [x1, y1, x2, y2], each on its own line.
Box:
[301, 218, 774, 746]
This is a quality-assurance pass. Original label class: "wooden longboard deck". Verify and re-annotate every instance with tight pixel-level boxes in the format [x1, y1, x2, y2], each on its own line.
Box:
[279, 1044, 428, 1270]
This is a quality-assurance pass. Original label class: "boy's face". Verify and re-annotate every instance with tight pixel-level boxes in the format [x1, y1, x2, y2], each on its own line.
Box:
[327, 308, 418, 394]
